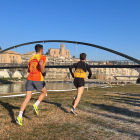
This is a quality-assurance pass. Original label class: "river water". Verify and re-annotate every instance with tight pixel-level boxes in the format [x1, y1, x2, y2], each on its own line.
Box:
[0, 82, 101, 94]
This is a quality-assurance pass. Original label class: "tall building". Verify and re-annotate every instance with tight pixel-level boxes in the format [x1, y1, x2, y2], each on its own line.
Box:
[47, 43, 71, 58]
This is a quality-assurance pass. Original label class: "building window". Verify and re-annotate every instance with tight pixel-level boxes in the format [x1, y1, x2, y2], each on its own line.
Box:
[10, 55, 11, 58]
[13, 56, 15, 60]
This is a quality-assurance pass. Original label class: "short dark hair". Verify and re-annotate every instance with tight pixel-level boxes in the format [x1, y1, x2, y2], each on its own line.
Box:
[80, 53, 86, 60]
[35, 44, 43, 52]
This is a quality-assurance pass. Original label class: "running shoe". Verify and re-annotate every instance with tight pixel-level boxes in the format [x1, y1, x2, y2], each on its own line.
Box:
[33, 104, 38, 115]
[71, 108, 77, 115]
[16, 115, 22, 126]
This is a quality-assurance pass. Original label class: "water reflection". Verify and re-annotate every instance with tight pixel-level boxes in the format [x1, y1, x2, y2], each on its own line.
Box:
[0, 83, 26, 94]
[0, 82, 97, 94]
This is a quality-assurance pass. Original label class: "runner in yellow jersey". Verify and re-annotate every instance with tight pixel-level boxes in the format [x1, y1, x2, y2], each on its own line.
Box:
[16, 44, 47, 126]
[69, 53, 92, 115]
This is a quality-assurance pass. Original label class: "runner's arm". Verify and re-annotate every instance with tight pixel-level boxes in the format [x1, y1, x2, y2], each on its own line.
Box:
[39, 60, 45, 73]
[69, 63, 76, 78]
[86, 64, 92, 79]
[40, 56, 47, 76]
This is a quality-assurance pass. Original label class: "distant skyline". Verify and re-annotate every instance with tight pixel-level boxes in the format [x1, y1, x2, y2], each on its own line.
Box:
[0, 0, 140, 61]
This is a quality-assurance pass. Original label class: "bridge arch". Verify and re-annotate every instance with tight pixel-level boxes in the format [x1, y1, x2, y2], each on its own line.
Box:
[1, 40, 140, 64]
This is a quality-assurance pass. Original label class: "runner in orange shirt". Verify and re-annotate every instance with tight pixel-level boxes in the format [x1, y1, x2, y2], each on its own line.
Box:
[16, 44, 47, 126]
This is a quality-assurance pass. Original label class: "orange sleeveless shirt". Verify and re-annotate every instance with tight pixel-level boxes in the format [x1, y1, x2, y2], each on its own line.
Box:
[27, 54, 46, 81]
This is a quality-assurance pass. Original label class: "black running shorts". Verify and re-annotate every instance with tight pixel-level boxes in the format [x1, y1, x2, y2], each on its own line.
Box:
[74, 78, 85, 88]
[26, 80, 46, 91]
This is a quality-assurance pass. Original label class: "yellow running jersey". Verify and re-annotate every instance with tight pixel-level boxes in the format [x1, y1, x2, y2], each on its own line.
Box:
[74, 68, 87, 79]
[69, 61, 92, 79]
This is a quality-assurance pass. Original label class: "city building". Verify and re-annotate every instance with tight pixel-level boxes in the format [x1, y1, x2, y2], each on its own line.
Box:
[21, 51, 36, 64]
[0, 50, 21, 64]
[46, 43, 71, 58]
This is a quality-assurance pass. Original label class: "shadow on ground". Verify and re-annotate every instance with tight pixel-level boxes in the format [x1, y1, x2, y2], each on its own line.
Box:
[91, 103, 140, 118]
[31, 98, 69, 113]
[83, 103, 140, 137]
[0, 100, 28, 124]
[104, 92, 140, 107]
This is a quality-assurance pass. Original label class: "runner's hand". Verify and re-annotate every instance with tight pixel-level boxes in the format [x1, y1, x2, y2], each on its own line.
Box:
[88, 75, 91, 79]
[42, 72, 46, 77]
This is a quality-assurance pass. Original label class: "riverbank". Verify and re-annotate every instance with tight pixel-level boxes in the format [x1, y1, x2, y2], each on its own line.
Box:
[45, 79, 137, 84]
[0, 78, 27, 84]
[0, 77, 138, 85]
[0, 85, 140, 139]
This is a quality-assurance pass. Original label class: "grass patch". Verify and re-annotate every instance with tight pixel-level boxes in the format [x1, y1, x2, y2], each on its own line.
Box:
[0, 77, 27, 81]
[0, 84, 140, 139]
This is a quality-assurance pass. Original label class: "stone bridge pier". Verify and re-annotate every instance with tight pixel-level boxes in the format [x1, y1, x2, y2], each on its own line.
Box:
[0, 68, 28, 78]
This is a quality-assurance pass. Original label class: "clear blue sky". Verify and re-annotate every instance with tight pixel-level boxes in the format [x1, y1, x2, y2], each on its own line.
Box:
[0, 0, 140, 61]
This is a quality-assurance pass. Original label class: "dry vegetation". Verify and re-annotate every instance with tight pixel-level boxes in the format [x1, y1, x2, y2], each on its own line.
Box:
[0, 84, 140, 140]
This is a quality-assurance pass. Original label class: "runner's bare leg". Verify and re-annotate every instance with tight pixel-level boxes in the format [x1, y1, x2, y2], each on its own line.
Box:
[38, 87, 47, 102]
[73, 86, 84, 109]
[20, 91, 32, 112]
